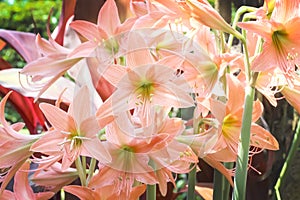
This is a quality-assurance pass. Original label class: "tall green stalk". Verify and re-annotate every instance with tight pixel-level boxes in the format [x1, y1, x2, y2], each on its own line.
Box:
[86, 158, 97, 184]
[147, 159, 156, 200]
[223, 162, 234, 200]
[187, 166, 197, 200]
[75, 156, 87, 186]
[146, 184, 156, 200]
[274, 119, 300, 200]
[232, 85, 255, 200]
[228, 6, 257, 48]
[213, 169, 224, 200]
[232, 21, 257, 198]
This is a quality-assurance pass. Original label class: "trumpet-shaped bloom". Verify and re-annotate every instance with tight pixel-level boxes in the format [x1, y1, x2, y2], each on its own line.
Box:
[281, 84, 300, 114]
[255, 68, 288, 107]
[0, 92, 40, 194]
[31, 86, 111, 170]
[176, 114, 235, 185]
[197, 74, 279, 155]
[238, 0, 300, 83]
[92, 109, 197, 197]
[69, 0, 136, 60]
[97, 63, 194, 127]
[64, 184, 146, 200]
[31, 161, 78, 193]
[185, 0, 239, 35]
[21, 30, 82, 99]
[0, 161, 54, 200]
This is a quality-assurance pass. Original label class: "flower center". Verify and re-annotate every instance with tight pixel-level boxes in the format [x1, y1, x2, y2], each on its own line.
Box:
[121, 145, 135, 152]
[69, 131, 83, 149]
[272, 30, 287, 58]
[103, 37, 119, 55]
[222, 114, 239, 139]
[135, 79, 154, 103]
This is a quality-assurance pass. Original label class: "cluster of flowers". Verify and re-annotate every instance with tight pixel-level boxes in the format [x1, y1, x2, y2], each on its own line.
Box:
[1, 0, 300, 199]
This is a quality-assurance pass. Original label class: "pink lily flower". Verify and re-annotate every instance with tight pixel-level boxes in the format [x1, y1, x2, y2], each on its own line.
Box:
[238, 0, 300, 83]
[31, 161, 78, 193]
[0, 161, 54, 200]
[176, 114, 235, 185]
[184, 0, 240, 35]
[92, 108, 197, 197]
[30, 86, 111, 171]
[281, 84, 300, 114]
[20, 28, 82, 99]
[97, 62, 194, 127]
[0, 91, 40, 194]
[64, 184, 146, 200]
[197, 74, 279, 155]
[69, 0, 136, 60]
[130, 0, 192, 29]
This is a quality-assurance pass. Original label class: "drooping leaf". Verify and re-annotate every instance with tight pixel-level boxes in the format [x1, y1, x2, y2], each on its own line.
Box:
[0, 29, 39, 63]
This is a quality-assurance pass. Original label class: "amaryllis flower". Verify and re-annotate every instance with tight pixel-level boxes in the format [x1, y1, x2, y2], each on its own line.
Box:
[130, 0, 192, 29]
[238, 0, 300, 83]
[31, 161, 78, 193]
[20, 28, 82, 99]
[92, 109, 197, 197]
[1, 161, 54, 200]
[0, 91, 40, 194]
[281, 84, 300, 114]
[176, 114, 234, 185]
[31, 86, 111, 170]
[197, 74, 279, 155]
[88, 117, 158, 199]
[255, 68, 288, 107]
[64, 184, 146, 200]
[184, 0, 241, 36]
[97, 63, 194, 127]
[69, 0, 136, 60]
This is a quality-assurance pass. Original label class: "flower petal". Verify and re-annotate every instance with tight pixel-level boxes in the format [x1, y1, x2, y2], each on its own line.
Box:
[71, 86, 92, 125]
[70, 20, 104, 42]
[63, 185, 94, 200]
[281, 85, 300, 114]
[153, 83, 194, 108]
[30, 130, 64, 153]
[14, 162, 35, 200]
[81, 139, 112, 163]
[203, 155, 233, 186]
[39, 103, 76, 132]
[21, 54, 81, 79]
[250, 124, 279, 150]
[97, 0, 121, 35]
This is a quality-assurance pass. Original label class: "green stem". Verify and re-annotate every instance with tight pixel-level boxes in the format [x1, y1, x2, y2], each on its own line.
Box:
[146, 184, 156, 200]
[147, 159, 156, 200]
[60, 189, 65, 200]
[75, 157, 87, 186]
[232, 9, 261, 198]
[223, 162, 234, 200]
[228, 6, 257, 48]
[86, 158, 97, 184]
[187, 165, 197, 200]
[232, 85, 255, 200]
[82, 156, 86, 175]
[213, 168, 224, 200]
[274, 119, 300, 200]
[213, 162, 233, 200]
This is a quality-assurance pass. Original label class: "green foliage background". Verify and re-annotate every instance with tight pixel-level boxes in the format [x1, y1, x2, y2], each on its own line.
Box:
[0, 0, 62, 67]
